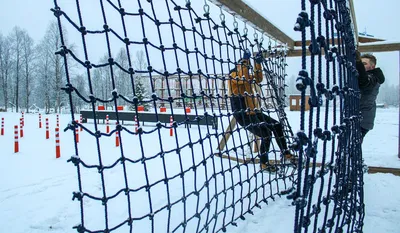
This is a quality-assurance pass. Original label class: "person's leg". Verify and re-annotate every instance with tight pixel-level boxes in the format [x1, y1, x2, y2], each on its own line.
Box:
[234, 113, 272, 164]
[257, 113, 288, 152]
[361, 127, 369, 143]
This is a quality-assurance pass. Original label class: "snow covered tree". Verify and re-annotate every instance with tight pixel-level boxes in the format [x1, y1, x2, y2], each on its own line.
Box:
[131, 50, 150, 111]
[131, 76, 149, 111]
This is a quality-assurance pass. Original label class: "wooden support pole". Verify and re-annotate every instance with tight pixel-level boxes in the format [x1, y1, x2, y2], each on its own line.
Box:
[217, 117, 237, 151]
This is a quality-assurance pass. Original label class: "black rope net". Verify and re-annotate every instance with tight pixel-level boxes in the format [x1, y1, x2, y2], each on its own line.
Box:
[52, 0, 364, 232]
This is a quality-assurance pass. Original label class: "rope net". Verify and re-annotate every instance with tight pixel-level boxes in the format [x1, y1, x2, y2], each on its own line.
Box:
[52, 0, 364, 232]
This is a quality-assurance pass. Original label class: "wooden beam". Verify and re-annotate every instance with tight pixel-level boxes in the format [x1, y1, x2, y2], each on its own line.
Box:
[209, 0, 295, 48]
[358, 36, 385, 43]
[287, 42, 400, 57]
[368, 166, 400, 176]
[348, 0, 359, 46]
[358, 42, 400, 53]
[216, 154, 400, 176]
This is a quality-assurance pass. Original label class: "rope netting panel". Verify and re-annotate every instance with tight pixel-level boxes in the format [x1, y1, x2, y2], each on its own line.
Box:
[52, 0, 364, 232]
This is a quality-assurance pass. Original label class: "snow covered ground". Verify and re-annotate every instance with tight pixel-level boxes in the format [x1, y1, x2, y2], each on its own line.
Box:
[0, 107, 399, 233]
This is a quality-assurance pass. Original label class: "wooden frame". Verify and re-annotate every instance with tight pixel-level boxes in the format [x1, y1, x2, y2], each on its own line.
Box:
[209, 0, 295, 48]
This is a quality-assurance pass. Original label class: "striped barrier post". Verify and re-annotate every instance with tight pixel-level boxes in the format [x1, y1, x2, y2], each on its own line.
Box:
[1, 118, 4, 136]
[39, 113, 42, 128]
[116, 122, 120, 147]
[170, 116, 173, 137]
[21, 112, 24, 127]
[20, 118, 24, 138]
[14, 125, 19, 153]
[135, 115, 138, 133]
[55, 128, 60, 158]
[75, 120, 79, 143]
[46, 118, 49, 139]
[56, 114, 59, 128]
[106, 115, 110, 133]
[80, 114, 83, 131]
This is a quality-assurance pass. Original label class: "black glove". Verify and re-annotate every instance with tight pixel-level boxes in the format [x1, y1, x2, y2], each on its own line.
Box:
[243, 48, 251, 60]
[355, 50, 361, 61]
[255, 51, 264, 63]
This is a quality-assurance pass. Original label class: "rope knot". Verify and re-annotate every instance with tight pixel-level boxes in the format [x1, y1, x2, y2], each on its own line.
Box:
[323, 9, 336, 21]
[67, 155, 81, 166]
[296, 70, 310, 91]
[52, 7, 63, 17]
[61, 84, 74, 94]
[294, 197, 307, 208]
[72, 191, 83, 201]
[55, 46, 68, 57]
[79, 26, 87, 35]
[72, 224, 85, 233]
[294, 11, 311, 31]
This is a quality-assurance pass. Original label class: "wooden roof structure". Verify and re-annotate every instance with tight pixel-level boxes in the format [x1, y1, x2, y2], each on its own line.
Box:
[210, 0, 400, 56]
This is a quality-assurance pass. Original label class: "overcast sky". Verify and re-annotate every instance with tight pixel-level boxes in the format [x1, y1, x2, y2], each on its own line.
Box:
[0, 0, 399, 85]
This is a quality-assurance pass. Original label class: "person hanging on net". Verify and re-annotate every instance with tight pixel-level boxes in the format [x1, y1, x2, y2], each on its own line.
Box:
[228, 49, 294, 172]
[355, 52, 385, 141]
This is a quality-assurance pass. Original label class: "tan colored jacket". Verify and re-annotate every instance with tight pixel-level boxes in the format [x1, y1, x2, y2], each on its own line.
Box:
[228, 60, 263, 114]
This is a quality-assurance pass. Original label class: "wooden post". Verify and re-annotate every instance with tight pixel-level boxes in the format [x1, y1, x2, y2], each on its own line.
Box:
[217, 117, 237, 151]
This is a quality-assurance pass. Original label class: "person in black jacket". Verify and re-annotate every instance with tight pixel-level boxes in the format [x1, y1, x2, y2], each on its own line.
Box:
[355, 52, 385, 140]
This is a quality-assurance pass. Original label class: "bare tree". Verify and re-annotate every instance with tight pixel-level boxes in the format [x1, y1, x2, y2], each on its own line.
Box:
[35, 38, 53, 113]
[115, 48, 130, 100]
[9, 27, 25, 112]
[71, 74, 87, 112]
[35, 21, 69, 113]
[0, 33, 12, 111]
[20, 31, 35, 113]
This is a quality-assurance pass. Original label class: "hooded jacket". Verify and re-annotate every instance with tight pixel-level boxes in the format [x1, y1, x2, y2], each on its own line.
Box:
[356, 61, 385, 130]
[228, 60, 263, 115]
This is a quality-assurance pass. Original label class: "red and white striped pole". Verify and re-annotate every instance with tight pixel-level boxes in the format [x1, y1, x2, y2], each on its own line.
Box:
[1, 118, 4, 136]
[21, 112, 24, 127]
[46, 118, 49, 139]
[75, 120, 79, 143]
[115, 122, 120, 147]
[55, 127, 61, 158]
[39, 113, 42, 128]
[106, 115, 110, 133]
[80, 114, 83, 131]
[20, 118, 24, 138]
[134, 115, 138, 133]
[14, 125, 19, 153]
[170, 116, 173, 137]
[56, 114, 59, 128]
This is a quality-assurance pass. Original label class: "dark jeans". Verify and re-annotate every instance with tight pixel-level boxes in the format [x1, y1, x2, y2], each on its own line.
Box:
[233, 112, 287, 164]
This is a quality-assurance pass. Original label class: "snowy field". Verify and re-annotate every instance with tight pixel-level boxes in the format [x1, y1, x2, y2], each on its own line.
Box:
[0, 107, 399, 233]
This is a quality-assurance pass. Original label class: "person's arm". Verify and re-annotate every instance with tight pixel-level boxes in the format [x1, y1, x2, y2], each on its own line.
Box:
[356, 60, 370, 88]
[357, 65, 385, 89]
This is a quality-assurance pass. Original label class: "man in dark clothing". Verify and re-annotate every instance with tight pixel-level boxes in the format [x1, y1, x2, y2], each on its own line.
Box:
[355, 53, 385, 140]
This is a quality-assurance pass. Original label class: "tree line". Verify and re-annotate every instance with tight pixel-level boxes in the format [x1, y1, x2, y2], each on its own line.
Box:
[0, 21, 150, 114]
